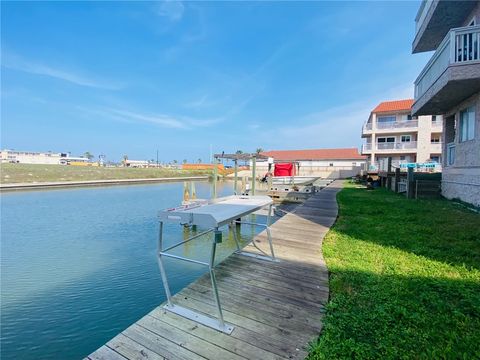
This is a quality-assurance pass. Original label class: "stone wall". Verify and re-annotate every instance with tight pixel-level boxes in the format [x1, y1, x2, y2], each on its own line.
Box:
[442, 92, 480, 206]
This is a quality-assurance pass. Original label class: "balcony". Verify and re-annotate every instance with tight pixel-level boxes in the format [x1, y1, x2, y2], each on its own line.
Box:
[413, 25, 480, 115]
[413, 1, 477, 53]
[431, 120, 443, 128]
[361, 121, 418, 137]
[376, 120, 418, 130]
[430, 142, 442, 153]
[362, 142, 417, 153]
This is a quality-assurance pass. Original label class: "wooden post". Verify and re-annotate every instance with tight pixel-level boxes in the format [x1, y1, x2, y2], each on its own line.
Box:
[394, 168, 400, 193]
[213, 157, 218, 199]
[387, 157, 392, 190]
[233, 159, 238, 195]
[251, 155, 256, 196]
[407, 167, 414, 199]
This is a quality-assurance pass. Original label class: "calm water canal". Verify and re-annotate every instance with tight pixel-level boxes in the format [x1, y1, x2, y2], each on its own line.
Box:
[1, 181, 272, 359]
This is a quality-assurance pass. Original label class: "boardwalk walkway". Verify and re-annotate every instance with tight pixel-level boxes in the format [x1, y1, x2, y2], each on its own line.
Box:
[87, 180, 343, 360]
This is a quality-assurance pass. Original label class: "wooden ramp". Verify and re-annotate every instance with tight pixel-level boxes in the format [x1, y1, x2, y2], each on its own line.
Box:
[87, 181, 343, 360]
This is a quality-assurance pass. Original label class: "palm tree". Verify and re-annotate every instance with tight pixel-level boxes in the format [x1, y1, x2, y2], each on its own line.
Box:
[84, 151, 94, 160]
[197, 158, 202, 164]
[235, 150, 243, 155]
[183, 159, 188, 164]
[256, 148, 264, 154]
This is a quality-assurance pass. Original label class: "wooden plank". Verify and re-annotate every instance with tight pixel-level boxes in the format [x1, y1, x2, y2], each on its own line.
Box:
[107, 334, 165, 360]
[188, 280, 323, 323]
[183, 283, 323, 334]
[215, 260, 329, 291]
[173, 296, 308, 359]
[88, 346, 128, 360]
[149, 309, 287, 360]
[122, 324, 205, 360]
[224, 256, 328, 284]
[137, 315, 245, 360]
[194, 271, 328, 310]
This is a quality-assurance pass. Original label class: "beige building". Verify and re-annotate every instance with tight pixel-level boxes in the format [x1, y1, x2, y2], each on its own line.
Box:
[361, 99, 443, 170]
[257, 148, 366, 179]
[412, 1, 480, 206]
[1, 149, 68, 164]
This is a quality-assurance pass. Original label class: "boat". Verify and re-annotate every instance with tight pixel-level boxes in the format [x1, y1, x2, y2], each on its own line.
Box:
[271, 176, 320, 185]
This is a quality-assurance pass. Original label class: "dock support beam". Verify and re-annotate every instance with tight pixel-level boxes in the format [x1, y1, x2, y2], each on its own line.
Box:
[251, 155, 256, 195]
[233, 159, 238, 195]
[213, 157, 218, 199]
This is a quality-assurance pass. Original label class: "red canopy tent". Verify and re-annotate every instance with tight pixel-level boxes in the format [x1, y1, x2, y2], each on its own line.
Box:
[274, 163, 296, 176]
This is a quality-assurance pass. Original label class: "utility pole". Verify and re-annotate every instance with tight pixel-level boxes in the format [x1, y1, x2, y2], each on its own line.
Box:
[156, 149, 159, 167]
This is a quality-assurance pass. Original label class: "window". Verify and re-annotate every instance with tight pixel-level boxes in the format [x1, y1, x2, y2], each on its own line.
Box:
[329, 163, 334, 167]
[432, 115, 436, 122]
[431, 135, 440, 143]
[377, 116, 396, 123]
[460, 107, 475, 142]
[352, 162, 357, 166]
[407, 115, 412, 120]
[430, 156, 440, 163]
[400, 156, 406, 160]
[401, 135, 411, 142]
[447, 143, 456, 165]
[377, 137, 395, 143]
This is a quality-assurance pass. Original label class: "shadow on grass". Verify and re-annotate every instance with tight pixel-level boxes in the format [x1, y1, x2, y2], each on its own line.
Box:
[295, 185, 480, 271]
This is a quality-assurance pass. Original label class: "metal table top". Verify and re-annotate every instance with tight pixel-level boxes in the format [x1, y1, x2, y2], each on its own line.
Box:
[159, 195, 273, 228]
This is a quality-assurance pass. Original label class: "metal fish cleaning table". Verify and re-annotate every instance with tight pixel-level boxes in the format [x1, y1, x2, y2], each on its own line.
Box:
[157, 195, 276, 334]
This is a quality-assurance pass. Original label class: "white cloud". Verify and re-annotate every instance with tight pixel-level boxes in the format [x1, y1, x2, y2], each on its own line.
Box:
[2, 52, 123, 90]
[253, 82, 416, 151]
[157, 1, 185, 21]
[80, 106, 222, 130]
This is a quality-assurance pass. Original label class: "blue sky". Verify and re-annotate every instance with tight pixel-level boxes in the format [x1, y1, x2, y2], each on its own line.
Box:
[1, 1, 431, 162]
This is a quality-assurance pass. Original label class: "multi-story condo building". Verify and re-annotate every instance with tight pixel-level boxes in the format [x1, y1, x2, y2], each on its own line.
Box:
[412, 0, 480, 207]
[361, 99, 443, 169]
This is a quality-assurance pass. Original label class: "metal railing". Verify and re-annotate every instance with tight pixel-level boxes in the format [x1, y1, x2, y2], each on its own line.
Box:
[415, 25, 480, 99]
[363, 123, 373, 131]
[362, 144, 372, 152]
[376, 120, 418, 130]
[376, 141, 418, 150]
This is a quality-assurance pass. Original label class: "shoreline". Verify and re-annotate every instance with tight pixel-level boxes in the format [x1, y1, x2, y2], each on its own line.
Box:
[0, 176, 210, 192]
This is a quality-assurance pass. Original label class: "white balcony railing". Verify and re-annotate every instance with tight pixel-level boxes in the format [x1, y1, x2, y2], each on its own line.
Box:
[376, 120, 418, 130]
[430, 142, 442, 152]
[362, 144, 372, 152]
[363, 123, 373, 131]
[415, 25, 480, 100]
[431, 120, 443, 128]
[376, 141, 418, 150]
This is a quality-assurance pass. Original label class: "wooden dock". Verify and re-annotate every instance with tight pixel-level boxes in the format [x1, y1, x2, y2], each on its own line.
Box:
[87, 180, 343, 360]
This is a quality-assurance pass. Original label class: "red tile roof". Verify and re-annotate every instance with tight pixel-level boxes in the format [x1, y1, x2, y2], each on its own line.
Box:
[372, 99, 414, 113]
[260, 148, 365, 161]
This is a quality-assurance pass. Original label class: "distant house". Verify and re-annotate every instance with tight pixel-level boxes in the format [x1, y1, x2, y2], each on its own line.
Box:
[361, 99, 443, 170]
[257, 148, 366, 179]
[411, 1, 480, 206]
[123, 159, 150, 168]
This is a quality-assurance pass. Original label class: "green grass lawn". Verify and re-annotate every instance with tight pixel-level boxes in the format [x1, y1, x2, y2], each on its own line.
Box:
[0, 163, 210, 183]
[308, 183, 480, 359]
